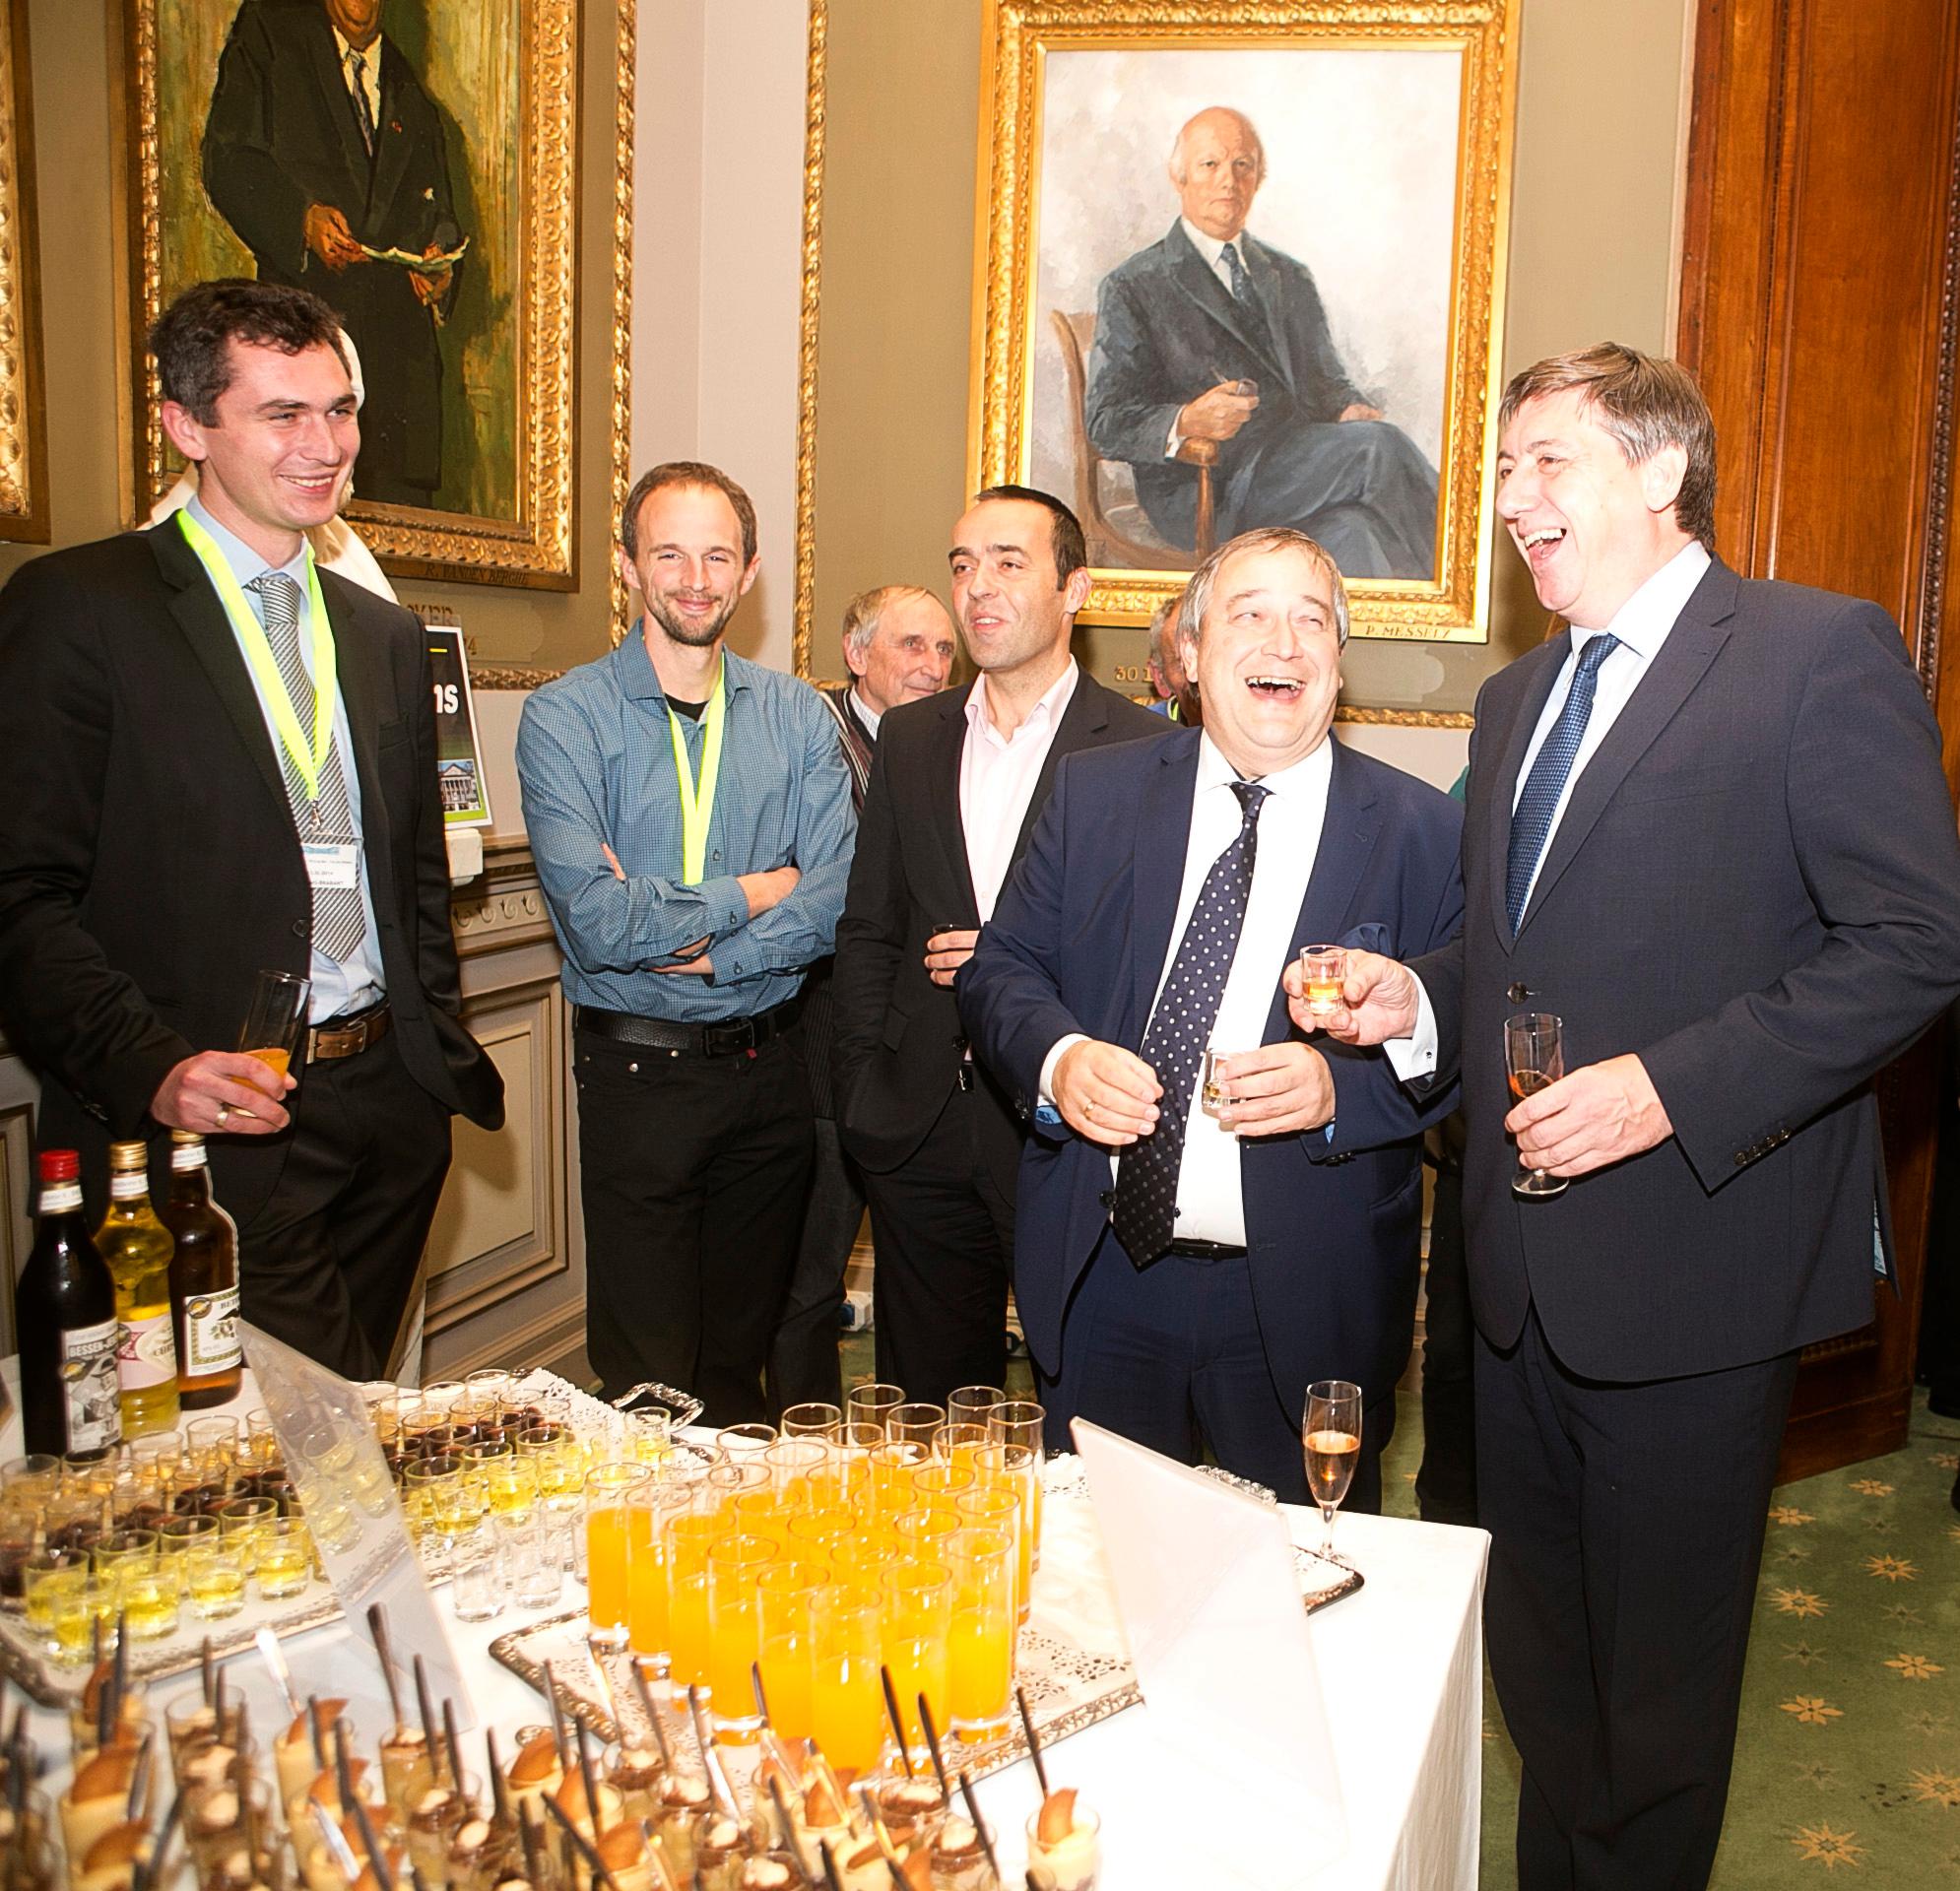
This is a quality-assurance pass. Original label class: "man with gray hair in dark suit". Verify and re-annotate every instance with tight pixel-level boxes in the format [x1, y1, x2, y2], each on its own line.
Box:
[1086, 105, 1438, 578]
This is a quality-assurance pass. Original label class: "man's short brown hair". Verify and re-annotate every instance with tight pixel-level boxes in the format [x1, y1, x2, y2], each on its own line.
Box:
[621, 461, 758, 565]
[968, 484, 1088, 588]
[149, 279, 347, 425]
[1499, 343, 1718, 550]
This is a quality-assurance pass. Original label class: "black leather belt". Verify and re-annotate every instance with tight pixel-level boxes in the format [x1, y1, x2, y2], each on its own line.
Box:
[576, 996, 802, 1058]
[306, 1001, 392, 1065]
[1163, 1239, 1247, 1263]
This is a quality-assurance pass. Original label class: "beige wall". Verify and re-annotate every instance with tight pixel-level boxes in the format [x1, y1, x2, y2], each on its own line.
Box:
[4, 0, 629, 675]
[804, 0, 1699, 723]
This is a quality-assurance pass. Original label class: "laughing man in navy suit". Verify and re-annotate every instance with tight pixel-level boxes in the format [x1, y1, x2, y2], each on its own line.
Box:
[958, 528, 1463, 1502]
[1085, 107, 1439, 579]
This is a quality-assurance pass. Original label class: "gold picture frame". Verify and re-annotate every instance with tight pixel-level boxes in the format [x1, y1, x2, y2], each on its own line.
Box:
[0, 0, 47, 545]
[114, 0, 582, 590]
[969, 0, 1521, 641]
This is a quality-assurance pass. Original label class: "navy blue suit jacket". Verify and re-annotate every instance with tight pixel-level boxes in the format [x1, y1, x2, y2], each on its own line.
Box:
[958, 730, 1464, 1410]
[1415, 558, 1960, 1382]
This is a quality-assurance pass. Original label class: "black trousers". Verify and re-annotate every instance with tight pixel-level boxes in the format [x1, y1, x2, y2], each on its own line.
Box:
[574, 1027, 812, 1422]
[235, 1027, 452, 1379]
[1478, 1309, 1798, 1891]
[1416, 1120, 1478, 1526]
[767, 1115, 864, 1413]
[861, 1087, 1013, 1408]
[1038, 1226, 1391, 1510]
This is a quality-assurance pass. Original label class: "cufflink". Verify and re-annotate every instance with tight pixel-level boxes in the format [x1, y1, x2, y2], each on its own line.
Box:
[1508, 982, 1530, 1004]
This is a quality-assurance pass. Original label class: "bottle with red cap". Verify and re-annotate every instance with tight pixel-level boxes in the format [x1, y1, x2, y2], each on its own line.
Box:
[15, 1150, 121, 1458]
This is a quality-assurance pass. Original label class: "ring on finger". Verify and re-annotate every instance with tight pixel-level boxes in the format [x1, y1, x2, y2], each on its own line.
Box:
[215, 1103, 230, 1129]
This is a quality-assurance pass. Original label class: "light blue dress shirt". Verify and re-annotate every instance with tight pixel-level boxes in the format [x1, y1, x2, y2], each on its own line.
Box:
[516, 630, 857, 1023]
[184, 495, 385, 1022]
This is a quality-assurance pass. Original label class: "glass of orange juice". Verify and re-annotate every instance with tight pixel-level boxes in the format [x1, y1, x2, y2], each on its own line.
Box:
[665, 1504, 729, 1695]
[810, 1581, 884, 1777]
[754, 1561, 826, 1746]
[880, 1561, 951, 1761]
[968, 1449, 1034, 1623]
[624, 1484, 675, 1668]
[990, 1402, 1046, 1574]
[954, 1485, 1021, 1625]
[236, 969, 310, 1078]
[946, 1527, 1015, 1743]
[706, 1532, 782, 1742]
[584, 1464, 651, 1649]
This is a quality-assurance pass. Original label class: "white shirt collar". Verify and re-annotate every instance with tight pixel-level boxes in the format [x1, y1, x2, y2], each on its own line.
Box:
[847, 686, 882, 738]
[1575, 539, 1713, 657]
[1180, 217, 1252, 271]
[332, 26, 378, 73]
[1195, 728, 1333, 801]
[964, 658, 1079, 742]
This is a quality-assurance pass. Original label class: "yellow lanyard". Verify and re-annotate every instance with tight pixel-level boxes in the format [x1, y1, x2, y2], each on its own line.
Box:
[667, 663, 728, 883]
[177, 509, 337, 800]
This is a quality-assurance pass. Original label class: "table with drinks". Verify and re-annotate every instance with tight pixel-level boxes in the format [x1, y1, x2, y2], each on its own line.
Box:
[0, 1353, 1489, 1891]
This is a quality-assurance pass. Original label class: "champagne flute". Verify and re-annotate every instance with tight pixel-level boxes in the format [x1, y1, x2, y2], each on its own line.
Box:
[1302, 1380, 1361, 1561]
[1504, 1011, 1568, 1198]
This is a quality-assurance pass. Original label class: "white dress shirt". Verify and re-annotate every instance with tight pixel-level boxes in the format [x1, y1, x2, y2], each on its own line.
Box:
[1508, 540, 1712, 912]
[847, 686, 882, 741]
[1037, 734, 1436, 1247]
[959, 661, 1079, 921]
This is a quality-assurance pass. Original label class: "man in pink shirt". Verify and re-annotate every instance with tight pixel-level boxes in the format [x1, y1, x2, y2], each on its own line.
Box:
[832, 487, 1167, 1403]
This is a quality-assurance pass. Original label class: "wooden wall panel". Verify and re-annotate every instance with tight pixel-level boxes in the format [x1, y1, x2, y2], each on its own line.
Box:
[1678, 0, 1960, 1479]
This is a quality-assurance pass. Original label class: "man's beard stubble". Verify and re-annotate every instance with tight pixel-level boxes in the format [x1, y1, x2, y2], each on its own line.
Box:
[648, 590, 740, 649]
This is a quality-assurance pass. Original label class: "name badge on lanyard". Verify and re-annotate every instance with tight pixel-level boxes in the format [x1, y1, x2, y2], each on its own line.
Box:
[302, 841, 360, 890]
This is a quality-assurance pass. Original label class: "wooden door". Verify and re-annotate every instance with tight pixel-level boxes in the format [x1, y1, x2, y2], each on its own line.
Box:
[1677, 0, 1960, 1479]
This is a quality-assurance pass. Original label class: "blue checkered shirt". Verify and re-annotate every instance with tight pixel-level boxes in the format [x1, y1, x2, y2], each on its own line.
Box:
[516, 632, 857, 1021]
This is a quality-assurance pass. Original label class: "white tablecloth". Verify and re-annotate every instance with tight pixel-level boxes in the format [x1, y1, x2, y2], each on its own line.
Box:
[5, 1368, 1488, 1887]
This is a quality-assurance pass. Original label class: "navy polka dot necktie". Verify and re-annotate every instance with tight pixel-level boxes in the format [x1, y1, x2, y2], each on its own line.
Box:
[1504, 633, 1620, 935]
[1112, 778, 1270, 1268]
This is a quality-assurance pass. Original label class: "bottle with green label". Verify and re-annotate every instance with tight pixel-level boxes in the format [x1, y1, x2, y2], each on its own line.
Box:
[98, 1140, 180, 1438]
[16, 1149, 121, 1458]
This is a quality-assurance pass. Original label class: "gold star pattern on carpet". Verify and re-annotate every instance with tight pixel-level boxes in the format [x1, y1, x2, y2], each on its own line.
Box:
[1791, 1821, 1864, 1867]
[1785, 1640, 1829, 1667]
[1793, 1759, 1840, 1788]
[1850, 1477, 1895, 1497]
[1910, 1770, 1960, 1809]
[1773, 1505, 1818, 1526]
[1927, 1452, 1959, 1471]
[1782, 1696, 1845, 1726]
[1776, 1587, 1831, 1618]
[1881, 1602, 1925, 1626]
[1864, 1553, 1919, 1583]
[1884, 1653, 1945, 1680]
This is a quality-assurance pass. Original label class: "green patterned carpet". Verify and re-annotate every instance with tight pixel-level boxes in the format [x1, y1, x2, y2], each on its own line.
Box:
[1375, 1391, 1960, 1885]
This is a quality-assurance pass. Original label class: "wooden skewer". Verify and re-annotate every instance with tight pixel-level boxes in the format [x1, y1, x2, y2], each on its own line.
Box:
[412, 1657, 443, 1782]
[957, 1772, 1002, 1886]
[365, 1604, 407, 1728]
[1014, 1686, 1051, 1799]
[915, 1693, 951, 1803]
[541, 1792, 623, 1891]
[628, 1662, 674, 1773]
[877, 1666, 912, 1778]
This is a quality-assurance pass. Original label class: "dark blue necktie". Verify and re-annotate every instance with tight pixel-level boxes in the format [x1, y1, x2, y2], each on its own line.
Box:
[1505, 633, 1620, 934]
[1113, 779, 1269, 1268]
[1220, 241, 1257, 308]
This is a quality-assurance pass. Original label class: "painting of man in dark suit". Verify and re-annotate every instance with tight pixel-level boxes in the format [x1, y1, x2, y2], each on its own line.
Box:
[203, 0, 463, 508]
[1085, 106, 1439, 579]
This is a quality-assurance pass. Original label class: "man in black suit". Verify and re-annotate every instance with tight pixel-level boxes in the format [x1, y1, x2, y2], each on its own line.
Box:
[1085, 106, 1438, 578]
[1320, 344, 1960, 1887]
[832, 488, 1166, 1406]
[959, 529, 1463, 1500]
[0, 280, 503, 1378]
[204, 0, 463, 508]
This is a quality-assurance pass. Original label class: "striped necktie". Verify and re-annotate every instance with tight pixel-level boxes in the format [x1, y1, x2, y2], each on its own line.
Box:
[247, 572, 366, 962]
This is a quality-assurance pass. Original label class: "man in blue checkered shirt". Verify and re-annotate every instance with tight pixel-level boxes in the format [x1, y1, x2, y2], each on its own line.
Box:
[517, 462, 856, 1418]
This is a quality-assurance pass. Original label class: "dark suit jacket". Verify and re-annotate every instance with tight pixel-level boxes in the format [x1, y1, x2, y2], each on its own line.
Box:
[832, 672, 1166, 1193]
[203, 0, 460, 496]
[1086, 220, 1366, 545]
[958, 731, 1465, 1401]
[0, 522, 504, 1222]
[1416, 558, 1960, 1382]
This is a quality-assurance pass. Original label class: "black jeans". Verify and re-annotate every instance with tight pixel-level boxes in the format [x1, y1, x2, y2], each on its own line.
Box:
[574, 1027, 813, 1422]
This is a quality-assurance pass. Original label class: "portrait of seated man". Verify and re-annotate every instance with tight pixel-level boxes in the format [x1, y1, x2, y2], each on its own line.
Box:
[1084, 105, 1439, 579]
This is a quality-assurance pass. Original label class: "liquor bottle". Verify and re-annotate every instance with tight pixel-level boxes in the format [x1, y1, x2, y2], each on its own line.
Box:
[16, 1150, 121, 1458]
[158, 1133, 243, 1409]
[98, 1140, 181, 1437]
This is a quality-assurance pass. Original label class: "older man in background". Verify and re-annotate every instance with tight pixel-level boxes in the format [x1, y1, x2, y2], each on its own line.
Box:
[771, 585, 958, 1409]
[1087, 105, 1437, 577]
[1144, 590, 1201, 726]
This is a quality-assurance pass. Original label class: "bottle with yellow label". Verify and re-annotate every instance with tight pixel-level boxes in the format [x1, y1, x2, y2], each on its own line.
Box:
[98, 1141, 181, 1437]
